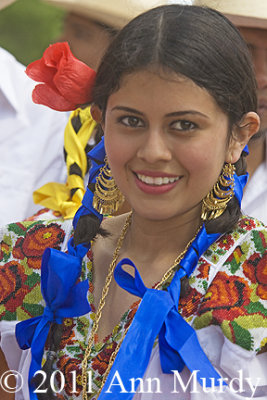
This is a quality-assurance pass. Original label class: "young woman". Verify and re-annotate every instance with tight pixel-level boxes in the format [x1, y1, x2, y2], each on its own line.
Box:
[0, 4, 266, 400]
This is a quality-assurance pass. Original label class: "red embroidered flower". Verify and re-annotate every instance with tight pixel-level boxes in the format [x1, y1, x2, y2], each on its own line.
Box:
[91, 342, 117, 375]
[26, 42, 96, 111]
[57, 355, 82, 396]
[243, 253, 267, 300]
[179, 286, 203, 317]
[124, 300, 139, 330]
[13, 223, 65, 269]
[218, 234, 235, 250]
[59, 318, 76, 349]
[196, 262, 210, 279]
[0, 261, 28, 313]
[198, 271, 251, 323]
[239, 218, 256, 231]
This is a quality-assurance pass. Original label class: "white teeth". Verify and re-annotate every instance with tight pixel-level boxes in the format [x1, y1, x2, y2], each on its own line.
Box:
[137, 174, 180, 186]
[154, 177, 163, 185]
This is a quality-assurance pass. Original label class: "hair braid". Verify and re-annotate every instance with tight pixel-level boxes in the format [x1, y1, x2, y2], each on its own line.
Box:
[32, 112, 104, 397]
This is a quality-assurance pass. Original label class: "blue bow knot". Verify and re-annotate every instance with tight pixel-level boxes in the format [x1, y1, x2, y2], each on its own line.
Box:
[16, 247, 91, 400]
[97, 256, 225, 399]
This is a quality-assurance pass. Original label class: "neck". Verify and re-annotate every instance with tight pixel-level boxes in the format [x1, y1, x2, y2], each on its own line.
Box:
[246, 134, 266, 178]
[121, 211, 201, 269]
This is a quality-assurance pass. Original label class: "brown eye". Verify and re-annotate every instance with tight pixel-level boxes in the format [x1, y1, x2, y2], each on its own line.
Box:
[120, 116, 144, 127]
[171, 120, 196, 131]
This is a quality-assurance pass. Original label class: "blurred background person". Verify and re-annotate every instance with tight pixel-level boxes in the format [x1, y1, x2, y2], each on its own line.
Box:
[194, 0, 267, 224]
[44, 0, 185, 69]
[0, 0, 68, 224]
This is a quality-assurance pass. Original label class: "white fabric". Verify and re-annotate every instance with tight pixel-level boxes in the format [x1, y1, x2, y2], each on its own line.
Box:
[242, 137, 267, 225]
[0, 47, 68, 225]
[1, 323, 266, 399]
[134, 326, 267, 399]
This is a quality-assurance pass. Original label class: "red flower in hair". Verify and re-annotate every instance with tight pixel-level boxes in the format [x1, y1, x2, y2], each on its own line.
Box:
[26, 42, 96, 111]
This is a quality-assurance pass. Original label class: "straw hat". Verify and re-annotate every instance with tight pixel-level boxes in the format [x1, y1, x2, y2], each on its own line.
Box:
[194, 0, 267, 29]
[0, 0, 16, 11]
[44, 0, 183, 29]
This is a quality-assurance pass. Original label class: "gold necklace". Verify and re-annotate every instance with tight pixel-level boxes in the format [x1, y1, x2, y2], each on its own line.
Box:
[81, 212, 201, 399]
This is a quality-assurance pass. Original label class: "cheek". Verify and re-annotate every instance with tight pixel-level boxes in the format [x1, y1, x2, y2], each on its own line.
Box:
[104, 132, 131, 178]
[179, 144, 225, 189]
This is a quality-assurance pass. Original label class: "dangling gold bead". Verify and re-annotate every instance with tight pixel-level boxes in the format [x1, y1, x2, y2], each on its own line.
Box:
[201, 163, 235, 221]
[93, 157, 124, 215]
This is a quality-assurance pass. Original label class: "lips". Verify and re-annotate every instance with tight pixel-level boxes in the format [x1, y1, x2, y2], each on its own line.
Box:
[133, 170, 182, 194]
[136, 173, 180, 186]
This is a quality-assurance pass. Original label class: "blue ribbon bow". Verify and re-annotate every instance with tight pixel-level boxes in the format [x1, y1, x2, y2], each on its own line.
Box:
[15, 247, 91, 400]
[97, 226, 226, 399]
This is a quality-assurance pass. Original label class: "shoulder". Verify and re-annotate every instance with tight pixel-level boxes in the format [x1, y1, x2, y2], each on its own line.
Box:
[193, 215, 267, 353]
[0, 218, 72, 321]
[203, 215, 266, 267]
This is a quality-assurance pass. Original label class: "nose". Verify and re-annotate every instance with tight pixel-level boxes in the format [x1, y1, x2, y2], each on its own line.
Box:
[137, 128, 172, 163]
[253, 48, 267, 90]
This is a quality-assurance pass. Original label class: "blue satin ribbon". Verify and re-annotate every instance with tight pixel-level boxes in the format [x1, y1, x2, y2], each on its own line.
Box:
[233, 171, 248, 206]
[243, 144, 249, 155]
[73, 137, 105, 231]
[15, 247, 91, 400]
[97, 226, 226, 399]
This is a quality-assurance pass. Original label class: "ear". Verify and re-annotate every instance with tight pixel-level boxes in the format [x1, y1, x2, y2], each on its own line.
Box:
[90, 104, 103, 123]
[225, 112, 260, 163]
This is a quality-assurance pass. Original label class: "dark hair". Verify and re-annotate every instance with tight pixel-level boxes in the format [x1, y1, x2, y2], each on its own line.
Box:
[92, 4, 257, 233]
[93, 5, 257, 123]
[38, 7, 258, 397]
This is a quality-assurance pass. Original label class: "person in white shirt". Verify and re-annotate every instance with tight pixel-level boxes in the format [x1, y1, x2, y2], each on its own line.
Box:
[0, 1, 68, 225]
[194, 0, 267, 224]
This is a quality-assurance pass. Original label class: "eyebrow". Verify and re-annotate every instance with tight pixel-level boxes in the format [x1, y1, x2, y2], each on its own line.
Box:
[111, 106, 209, 119]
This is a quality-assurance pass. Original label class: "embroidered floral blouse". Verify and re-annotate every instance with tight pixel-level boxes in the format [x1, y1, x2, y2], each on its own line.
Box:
[0, 213, 266, 399]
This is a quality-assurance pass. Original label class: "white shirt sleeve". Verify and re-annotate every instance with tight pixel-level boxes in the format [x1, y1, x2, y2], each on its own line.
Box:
[0, 321, 31, 400]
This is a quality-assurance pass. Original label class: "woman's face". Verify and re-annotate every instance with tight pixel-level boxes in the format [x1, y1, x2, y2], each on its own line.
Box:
[103, 69, 235, 222]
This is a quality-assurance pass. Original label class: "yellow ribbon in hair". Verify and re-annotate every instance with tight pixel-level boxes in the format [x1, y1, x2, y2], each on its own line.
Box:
[33, 106, 97, 219]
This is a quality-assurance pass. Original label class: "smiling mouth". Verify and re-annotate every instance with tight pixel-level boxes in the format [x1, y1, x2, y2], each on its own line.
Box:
[136, 173, 181, 186]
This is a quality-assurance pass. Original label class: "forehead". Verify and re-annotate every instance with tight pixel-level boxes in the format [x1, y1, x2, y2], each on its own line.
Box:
[107, 69, 224, 117]
[239, 27, 267, 49]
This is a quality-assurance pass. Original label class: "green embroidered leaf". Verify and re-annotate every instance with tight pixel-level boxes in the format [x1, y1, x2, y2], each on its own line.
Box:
[229, 259, 240, 274]
[240, 241, 251, 261]
[221, 320, 233, 342]
[22, 220, 43, 229]
[202, 280, 208, 291]
[3, 234, 12, 246]
[204, 249, 212, 257]
[114, 332, 122, 342]
[77, 317, 90, 337]
[193, 311, 213, 329]
[1, 252, 11, 263]
[189, 276, 196, 285]
[252, 230, 266, 254]
[66, 345, 80, 354]
[231, 320, 253, 350]
[245, 301, 267, 316]
[94, 342, 104, 352]
[3, 311, 16, 321]
[235, 314, 267, 329]
[25, 272, 41, 288]
[23, 303, 44, 317]
[8, 223, 26, 236]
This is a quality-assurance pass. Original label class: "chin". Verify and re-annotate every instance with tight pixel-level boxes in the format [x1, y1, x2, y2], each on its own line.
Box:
[132, 206, 182, 222]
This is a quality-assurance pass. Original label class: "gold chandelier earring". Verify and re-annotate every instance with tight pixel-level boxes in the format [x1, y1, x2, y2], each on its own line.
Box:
[93, 157, 124, 215]
[201, 163, 235, 221]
